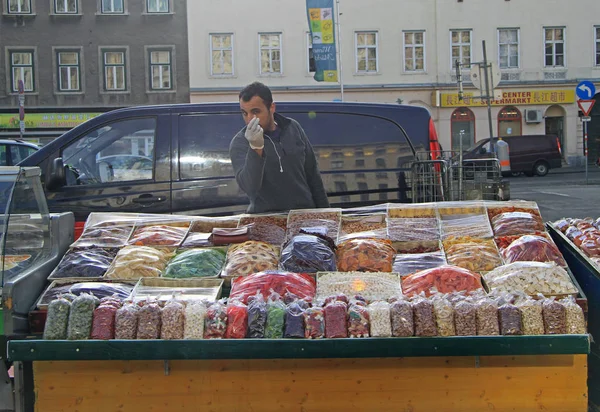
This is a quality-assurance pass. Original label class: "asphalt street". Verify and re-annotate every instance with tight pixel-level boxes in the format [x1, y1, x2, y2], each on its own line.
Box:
[507, 166, 600, 222]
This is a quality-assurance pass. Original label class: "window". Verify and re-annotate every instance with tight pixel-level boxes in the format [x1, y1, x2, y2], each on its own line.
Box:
[9, 144, 37, 165]
[544, 27, 565, 67]
[307, 32, 316, 73]
[595, 27, 600, 66]
[54, 0, 77, 13]
[451, 108, 475, 152]
[62, 118, 156, 184]
[403, 31, 425, 72]
[378, 184, 388, 201]
[259, 33, 282, 75]
[331, 160, 344, 169]
[357, 182, 369, 202]
[149, 50, 172, 90]
[7, 0, 30, 13]
[356, 31, 378, 72]
[375, 158, 386, 168]
[210, 34, 233, 76]
[10, 51, 34, 92]
[334, 181, 350, 202]
[101, 0, 124, 14]
[147, 0, 168, 13]
[102, 50, 126, 91]
[0, 146, 7, 166]
[451, 29, 472, 68]
[498, 106, 522, 137]
[498, 29, 519, 69]
[355, 159, 365, 167]
[57, 51, 80, 92]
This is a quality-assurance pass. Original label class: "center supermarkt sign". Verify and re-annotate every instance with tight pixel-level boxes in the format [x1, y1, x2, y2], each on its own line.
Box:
[434, 89, 576, 108]
[0, 113, 101, 129]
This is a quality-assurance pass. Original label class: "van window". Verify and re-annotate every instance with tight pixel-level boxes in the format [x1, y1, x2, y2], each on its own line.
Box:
[0, 145, 7, 166]
[10, 144, 37, 164]
[178, 113, 243, 180]
[62, 117, 156, 184]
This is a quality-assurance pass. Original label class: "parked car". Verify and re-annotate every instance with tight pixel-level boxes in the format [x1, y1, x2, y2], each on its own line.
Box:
[20, 101, 442, 231]
[0, 139, 39, 166]
[463, 135, 562, 176]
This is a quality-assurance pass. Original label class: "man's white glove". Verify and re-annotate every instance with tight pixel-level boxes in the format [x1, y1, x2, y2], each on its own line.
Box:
[245, 117, 265, 150]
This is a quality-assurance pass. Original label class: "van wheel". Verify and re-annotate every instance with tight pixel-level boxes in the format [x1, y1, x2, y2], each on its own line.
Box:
[534, 161, 549, 177]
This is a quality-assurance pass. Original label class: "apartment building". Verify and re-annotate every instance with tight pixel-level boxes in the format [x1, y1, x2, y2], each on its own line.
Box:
[188, 0, 600, 166]
[0, 0, 190, 145]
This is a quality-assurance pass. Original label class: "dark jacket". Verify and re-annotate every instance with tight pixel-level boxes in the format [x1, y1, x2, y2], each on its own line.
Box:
[229, 113, 330, 213]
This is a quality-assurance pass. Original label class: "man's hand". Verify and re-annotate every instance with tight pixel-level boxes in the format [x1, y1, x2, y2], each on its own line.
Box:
[245, 117, 264, 150]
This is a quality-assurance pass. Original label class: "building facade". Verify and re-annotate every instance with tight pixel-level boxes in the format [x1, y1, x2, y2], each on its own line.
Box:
[0, 0, 190, 145]
[188, 0, 600, 166]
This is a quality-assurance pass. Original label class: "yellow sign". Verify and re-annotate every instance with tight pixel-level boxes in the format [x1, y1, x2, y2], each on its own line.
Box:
[436, 89, 576, 108]
[0, 113, 101, 129]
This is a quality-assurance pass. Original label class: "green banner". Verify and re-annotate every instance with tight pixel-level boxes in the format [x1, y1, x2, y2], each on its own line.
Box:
[0, 113, 101, 129]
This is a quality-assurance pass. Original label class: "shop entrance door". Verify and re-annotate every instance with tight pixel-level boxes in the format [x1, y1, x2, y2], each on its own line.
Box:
[588, 93, 600, 165]
[545, 116, 564, 156]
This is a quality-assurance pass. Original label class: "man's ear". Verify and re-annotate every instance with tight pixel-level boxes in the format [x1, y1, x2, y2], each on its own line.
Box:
[270, 102, 276, 115]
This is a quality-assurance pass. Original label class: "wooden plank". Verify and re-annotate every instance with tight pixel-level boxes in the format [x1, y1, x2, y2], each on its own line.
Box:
[32, 355, 588, 412]
[8, 335, 591, 361]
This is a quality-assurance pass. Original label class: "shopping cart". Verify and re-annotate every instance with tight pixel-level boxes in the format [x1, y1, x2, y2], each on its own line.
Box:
[411, 152, 510, 202]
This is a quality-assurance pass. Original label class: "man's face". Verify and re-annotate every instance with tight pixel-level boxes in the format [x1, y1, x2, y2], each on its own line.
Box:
[240, 95, 276, 131]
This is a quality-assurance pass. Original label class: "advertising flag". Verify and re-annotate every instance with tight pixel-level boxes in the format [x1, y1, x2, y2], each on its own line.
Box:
[306, 0, 338, 82]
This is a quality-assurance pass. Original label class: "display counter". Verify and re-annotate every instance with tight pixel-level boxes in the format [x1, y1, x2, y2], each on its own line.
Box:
[7, 336, 590, 412]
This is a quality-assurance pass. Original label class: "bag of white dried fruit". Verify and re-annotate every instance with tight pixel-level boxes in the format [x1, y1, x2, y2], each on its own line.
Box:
[432, 294, 455, 336]
[183, 301, 207, 339]
[368, 301, 392, 337]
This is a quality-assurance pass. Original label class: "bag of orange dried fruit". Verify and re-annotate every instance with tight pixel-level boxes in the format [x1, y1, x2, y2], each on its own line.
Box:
[336, 238, 396, 272]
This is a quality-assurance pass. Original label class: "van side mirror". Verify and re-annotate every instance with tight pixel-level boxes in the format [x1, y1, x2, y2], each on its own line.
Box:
[479, 147, 487, 155]
[45, 157, 66, 191]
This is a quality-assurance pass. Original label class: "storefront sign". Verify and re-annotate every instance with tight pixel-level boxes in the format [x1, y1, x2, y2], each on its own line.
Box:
[435, 89, 576, 108]
[0, 113, 101, 129]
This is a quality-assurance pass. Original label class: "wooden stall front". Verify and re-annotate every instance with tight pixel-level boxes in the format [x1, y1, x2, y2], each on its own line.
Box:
[8, 336, 590, 412]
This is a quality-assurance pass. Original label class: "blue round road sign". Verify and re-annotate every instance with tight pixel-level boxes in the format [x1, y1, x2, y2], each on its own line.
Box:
[576, 81, 596, 100]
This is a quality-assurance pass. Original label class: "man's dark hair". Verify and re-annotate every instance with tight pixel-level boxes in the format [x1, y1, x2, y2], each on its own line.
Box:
[239, 82, 273, 108]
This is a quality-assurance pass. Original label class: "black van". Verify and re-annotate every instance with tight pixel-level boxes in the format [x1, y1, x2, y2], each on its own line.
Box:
[19, 101, 441, 232]
[463, 135, 562, 177]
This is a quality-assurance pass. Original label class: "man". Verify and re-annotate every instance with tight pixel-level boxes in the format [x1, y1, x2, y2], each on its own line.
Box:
[229, 82, 329, 213]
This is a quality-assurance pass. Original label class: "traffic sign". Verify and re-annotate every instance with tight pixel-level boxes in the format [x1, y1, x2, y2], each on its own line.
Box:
[576, 81, 596, 99]
[582, 116, 592, 122]
[578, 99, 596, 117]
[471, 61, 501, 91]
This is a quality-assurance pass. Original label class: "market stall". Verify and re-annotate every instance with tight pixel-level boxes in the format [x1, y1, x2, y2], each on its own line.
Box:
[5, 200, 591, 411]
[548, 217, 600, 410]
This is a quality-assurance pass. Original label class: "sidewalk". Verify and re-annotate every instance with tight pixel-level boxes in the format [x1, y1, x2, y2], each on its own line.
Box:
[550, 165, 600, 175]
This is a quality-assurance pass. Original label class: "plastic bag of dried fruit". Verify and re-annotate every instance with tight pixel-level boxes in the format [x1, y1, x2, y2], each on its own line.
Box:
[475, 295, 499, 336]
[515, 294, 544, 335]
[115, 301, 139, 340]
[280, 232, 337, 273]
[284, 299, 307, 338]
[221, 241, 279, 284]
[542, 297, 567, 335]
[502, 235, 566, 267]
[347, 299, 370, 338]
[136, 298, 162, 340]
[496, 294, 523, 336]
[401, 265, 483, 297]
[368, 301, 392, 337]
[324, 298, 348, 338]
[454, 296, 477, 336]
[491, 211, 545, 237]
[43, 297, 71, 340]
[265, 290, 286, 339]
[225, 299, 248, 339]
[247, 292, 267, 338]
[90, 299, 121, 340]
[204, 299, 228, 339]
[336, 238, 396, 272]
[304, 306, 325, 339]
[390, 296, 414, 337]
[183, 301, 207, 339]
[229, 271, 316, 305]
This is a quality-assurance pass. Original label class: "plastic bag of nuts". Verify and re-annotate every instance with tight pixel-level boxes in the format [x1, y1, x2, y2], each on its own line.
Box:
[454, 298, 477, 336]
[542, 297, 567, 334]
[432, 294, 455, 336]
[412, 294, 438, 337]
[136, 299, 162, 340]
[390, 297, 414, 337]
[560, 296, 586, 334]
[183, 301, 207, 339]
[475, 296, 499, 336]
[115, 302, 139, 340]
[515, 295, 544, 335]
[368, 301, 392, 337]
[161, 297, 185, 340]
[498, 296, 523, 336]
[43, 297, 71, 340]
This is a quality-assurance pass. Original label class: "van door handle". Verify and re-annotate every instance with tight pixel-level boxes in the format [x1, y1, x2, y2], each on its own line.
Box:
[133, 194, 167, 205]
